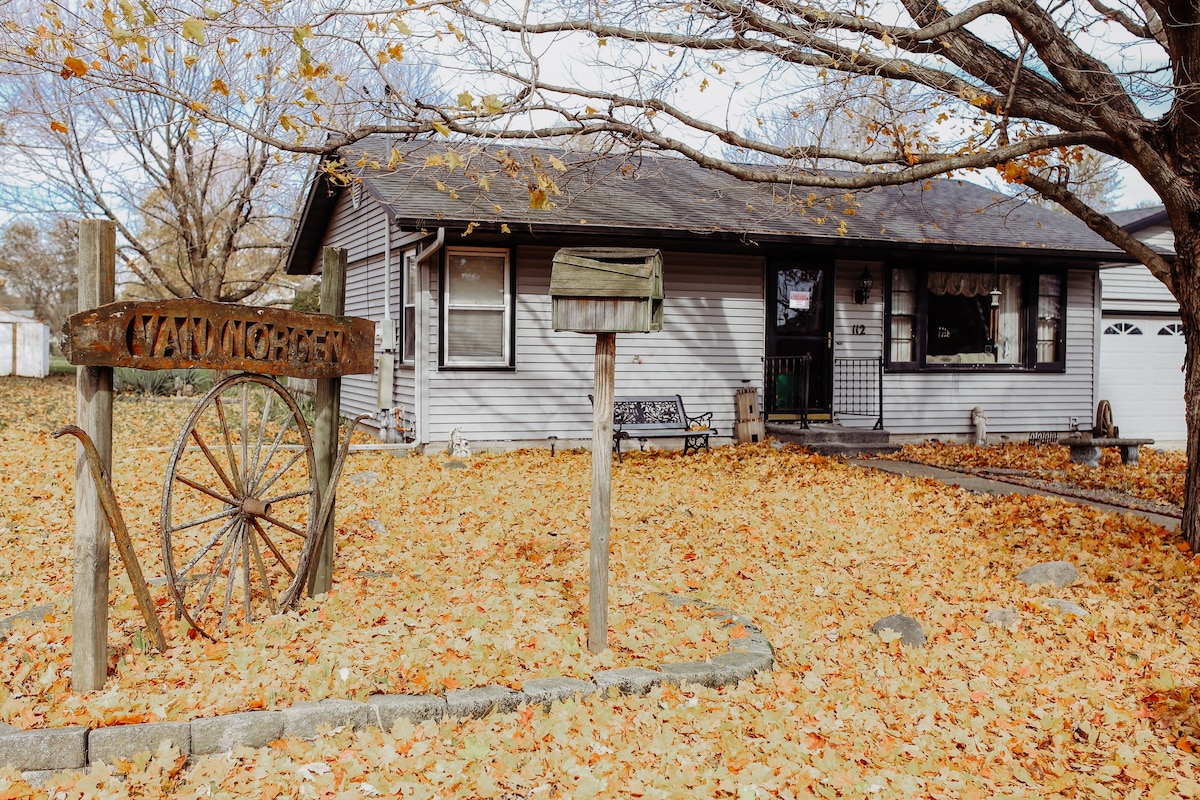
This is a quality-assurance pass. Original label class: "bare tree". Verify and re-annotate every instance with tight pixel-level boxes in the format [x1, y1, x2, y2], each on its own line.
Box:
[0, 9, 310, 303]
[0, 216, 77, 334]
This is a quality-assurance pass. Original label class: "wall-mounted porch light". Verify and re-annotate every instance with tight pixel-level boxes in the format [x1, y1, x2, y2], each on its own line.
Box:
[854, 265, 874, 304]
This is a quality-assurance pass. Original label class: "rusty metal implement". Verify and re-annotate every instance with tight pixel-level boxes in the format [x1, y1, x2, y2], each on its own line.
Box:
[53, 425, 168, 653]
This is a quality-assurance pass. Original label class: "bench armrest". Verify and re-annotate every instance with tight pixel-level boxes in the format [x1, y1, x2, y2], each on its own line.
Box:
[686, 411, 713, 429]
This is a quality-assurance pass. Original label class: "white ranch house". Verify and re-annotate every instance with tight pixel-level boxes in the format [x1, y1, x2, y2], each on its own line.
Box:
[287, 141, 1124, 450]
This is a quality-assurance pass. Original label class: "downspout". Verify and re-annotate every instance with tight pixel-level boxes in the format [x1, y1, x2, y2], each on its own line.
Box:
[414, 228, 445, 449]
[376, 216, 398, 441]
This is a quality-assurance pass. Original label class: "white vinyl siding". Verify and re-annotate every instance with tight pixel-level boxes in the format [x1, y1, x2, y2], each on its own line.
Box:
[324, 191, 411, 434]
[881, 269, 1096, 436]
[424, 245, 764, 443]
[832, 261, 885, 428]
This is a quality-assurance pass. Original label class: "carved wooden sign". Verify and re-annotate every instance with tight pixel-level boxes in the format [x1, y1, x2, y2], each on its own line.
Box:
[63, 298, 374, 379]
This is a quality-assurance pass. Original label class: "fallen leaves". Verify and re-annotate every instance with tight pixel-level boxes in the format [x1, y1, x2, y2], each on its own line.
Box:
[890, 440, 1186, 507]
[0, 376, 1198, 797]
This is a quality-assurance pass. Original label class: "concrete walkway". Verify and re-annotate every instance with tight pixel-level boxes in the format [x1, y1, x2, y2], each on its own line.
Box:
[852, 459, 1181, 531]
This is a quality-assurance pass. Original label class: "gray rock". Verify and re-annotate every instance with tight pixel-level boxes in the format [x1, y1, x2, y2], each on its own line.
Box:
[190, 711, 283, 755]
[870, 614, 927, 647]
[87, 721, 191, 764]
[281, 700, 375, 740]
[983, 607, 1020, 629]
[445, 685, 524, 719]
[0, 726, 87, 771]
[1017, 561, 1079, 589]
[443, 460, 468, 470]
[592, 667, 664, 697]
[521, 678, 597, 709]
[1042, 598, 1088, 617]
[710, 651, 774, 681]
[346, 471, 380, 486]
[365, 519, 388, 536]
[366, 694, 447, 731]
[657, 661, 737, 689]
[0, 604, 55, 639]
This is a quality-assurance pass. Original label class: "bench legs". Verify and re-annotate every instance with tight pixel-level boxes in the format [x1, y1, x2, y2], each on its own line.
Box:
[1068, 444, 1101, 468]
[682, 433, 711, 456]
[1069, 444, 1141, 467]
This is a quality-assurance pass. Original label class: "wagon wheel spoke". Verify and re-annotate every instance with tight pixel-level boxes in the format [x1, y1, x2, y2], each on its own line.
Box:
[177, 515, 239, 579]
[220, 522, 244, 632]
[190, 426, 241, 500]
[252, 434, 304, 497]
[249, 517, 296, 579]
[165, 503, 238, 535]
[190, 524, 239, 638]
[172, 474, 238, 509]
[247, 388, 276, 494]
[163, 374, 319, 639]
[214, 395, 246, 498]
[247, 520, 279, 614]
[247, 409, 295, 495]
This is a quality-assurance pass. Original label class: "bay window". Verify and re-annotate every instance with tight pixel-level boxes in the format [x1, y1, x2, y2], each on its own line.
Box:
[441, 247, 513, 368]
[887, 266, 1065, 371]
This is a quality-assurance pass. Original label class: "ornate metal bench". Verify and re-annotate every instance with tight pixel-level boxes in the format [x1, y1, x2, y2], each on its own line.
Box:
[598, 395, 715, 461]
[1057, 435, 1154, 467]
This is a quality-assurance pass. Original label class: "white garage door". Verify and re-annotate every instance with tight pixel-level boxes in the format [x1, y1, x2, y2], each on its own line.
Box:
[1098, 317, 1186, 441]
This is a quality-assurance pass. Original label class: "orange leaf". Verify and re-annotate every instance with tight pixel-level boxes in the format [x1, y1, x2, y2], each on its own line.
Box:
[50, 120, 68, 133]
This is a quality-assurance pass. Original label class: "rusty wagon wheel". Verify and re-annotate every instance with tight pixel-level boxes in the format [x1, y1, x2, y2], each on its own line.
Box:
[161, 373, 319, 640]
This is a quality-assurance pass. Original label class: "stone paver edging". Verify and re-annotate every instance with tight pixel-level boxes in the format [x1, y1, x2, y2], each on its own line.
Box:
[0, 593, 773, 779]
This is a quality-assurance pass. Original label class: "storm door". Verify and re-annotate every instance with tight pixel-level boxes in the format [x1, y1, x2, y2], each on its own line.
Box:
[766, 264, 833, 419]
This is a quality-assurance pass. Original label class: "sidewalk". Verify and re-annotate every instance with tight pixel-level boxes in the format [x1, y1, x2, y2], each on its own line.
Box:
[852, 459, 1181, 531]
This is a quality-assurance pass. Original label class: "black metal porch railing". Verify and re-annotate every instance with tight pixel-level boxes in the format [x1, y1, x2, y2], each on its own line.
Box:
[764, 355, 811, 428]
[833, 356, 884, 430]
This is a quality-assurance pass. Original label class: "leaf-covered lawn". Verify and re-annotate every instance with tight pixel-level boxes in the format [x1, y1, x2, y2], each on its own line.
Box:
[888, 441, 1187, 509]
[2, 376, 1199, 798]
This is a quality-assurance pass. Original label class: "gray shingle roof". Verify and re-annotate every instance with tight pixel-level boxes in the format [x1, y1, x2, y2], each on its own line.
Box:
[289, 137, 1120, 273]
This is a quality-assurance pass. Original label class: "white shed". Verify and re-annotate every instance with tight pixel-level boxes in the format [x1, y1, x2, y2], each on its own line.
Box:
[0, 308, 51, 378]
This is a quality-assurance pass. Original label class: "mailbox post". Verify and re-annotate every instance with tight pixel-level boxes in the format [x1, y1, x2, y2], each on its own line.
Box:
[550, 248, 663, 653]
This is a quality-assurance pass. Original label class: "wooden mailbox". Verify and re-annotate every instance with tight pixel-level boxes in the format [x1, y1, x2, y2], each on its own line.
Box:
[550, 248, 663, 333]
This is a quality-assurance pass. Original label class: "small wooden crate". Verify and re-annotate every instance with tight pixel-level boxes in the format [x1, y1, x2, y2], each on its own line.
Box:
[735, 387, 760, 422]
[551, 248, 663, 333]
[735, 418, 765, 444]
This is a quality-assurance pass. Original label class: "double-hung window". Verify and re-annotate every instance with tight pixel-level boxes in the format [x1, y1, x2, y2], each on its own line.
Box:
[402, 253, 418, 363]
[887, 266, 1065, 371]
[441, 247, 513, 368]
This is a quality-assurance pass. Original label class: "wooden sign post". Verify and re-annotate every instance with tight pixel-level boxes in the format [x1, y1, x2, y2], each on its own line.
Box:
[308, 247, 347, 596]
[550, 248, 663, 654]
[73, 219, 115, 692]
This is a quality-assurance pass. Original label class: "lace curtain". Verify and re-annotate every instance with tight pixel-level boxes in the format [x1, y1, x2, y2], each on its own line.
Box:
[927, 272, 995, 297]
[927, 271, 1023, 364]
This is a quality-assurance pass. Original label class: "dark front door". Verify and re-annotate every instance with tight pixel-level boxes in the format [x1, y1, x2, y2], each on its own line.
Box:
[767, 264, 833, 419]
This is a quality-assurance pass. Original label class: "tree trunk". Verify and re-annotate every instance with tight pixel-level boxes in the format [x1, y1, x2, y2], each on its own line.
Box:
[1175, 221, 1200, 552]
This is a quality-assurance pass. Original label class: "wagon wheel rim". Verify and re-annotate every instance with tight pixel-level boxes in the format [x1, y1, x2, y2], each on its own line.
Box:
[161, 373, 318, 640]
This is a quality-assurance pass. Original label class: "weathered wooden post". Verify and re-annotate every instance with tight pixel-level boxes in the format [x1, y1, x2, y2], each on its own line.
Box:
[73, 219, 115, 691]
[308, 246, 347, 596]
[550, 248, 663, 653]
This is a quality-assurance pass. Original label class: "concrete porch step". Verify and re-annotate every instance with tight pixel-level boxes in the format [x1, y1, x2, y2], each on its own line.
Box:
[764, 423, 900, 457]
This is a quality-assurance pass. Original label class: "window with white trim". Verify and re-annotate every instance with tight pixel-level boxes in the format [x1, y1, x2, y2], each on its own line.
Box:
[402, 253, 417, 363]
[441, 247, 513, 367]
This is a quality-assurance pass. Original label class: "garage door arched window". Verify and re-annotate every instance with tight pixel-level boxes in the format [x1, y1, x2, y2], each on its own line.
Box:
[1158, 323, 1183, 336]
[1104, 322, 1142, 335]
